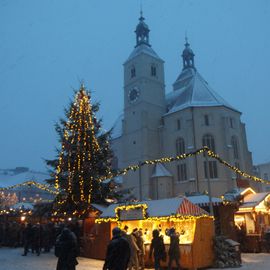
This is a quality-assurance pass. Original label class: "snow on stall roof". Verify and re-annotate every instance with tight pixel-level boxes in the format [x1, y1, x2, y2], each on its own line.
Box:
[240, 192, 270, 208]
[100, 197, 208, 218]
[0, 170, 50, 188]
[166, 68, 239, 115]
[151, 164, 172, 178]
[187, 195, 222, 206]
[102, 176, 123, 184]
[91, 203, 108, 213]
[125, 44, 162, 63]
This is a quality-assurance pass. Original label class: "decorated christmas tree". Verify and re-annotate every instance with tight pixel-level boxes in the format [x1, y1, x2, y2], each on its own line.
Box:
[46, 84, 116, 217]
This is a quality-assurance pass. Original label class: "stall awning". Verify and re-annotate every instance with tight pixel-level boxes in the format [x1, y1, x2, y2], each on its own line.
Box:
[187, 195, 222, 207]
[177, 198, 209, 216]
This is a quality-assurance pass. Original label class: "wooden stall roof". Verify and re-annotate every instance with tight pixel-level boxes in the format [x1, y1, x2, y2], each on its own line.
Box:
[99, 196, 209, 219]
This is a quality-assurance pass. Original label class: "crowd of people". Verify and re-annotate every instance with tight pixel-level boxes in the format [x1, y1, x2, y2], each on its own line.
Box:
[0, 220, 80, 257]
[103, 226, 181, 270]
[1, 220, 182, 270]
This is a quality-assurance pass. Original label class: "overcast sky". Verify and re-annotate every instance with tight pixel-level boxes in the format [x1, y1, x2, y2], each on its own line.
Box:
[0, 0, 269, 172]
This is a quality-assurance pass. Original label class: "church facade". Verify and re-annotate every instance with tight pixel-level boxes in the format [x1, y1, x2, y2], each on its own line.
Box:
[111, 13, 254, 200]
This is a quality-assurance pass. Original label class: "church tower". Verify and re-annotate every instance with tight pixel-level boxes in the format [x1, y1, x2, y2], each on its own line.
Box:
[121, 12, 166, 199]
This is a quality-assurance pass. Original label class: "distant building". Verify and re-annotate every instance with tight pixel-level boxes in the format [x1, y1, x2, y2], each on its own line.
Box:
[0, 167, 54, 203]
[254, 163, 270, 192]
[111, 13, 255, 200]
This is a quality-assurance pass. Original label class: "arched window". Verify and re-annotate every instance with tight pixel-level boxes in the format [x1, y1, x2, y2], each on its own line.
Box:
[176, 137, 185, 155]
[131, 66, 136, 78]
[202, 134, 215, 151]
[151, 65, 157, 76]
[177, 163, 187, 181]
[231, 136, 239, 159]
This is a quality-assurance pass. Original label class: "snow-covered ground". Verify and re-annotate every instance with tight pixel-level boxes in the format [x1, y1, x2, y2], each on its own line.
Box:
[0, 248, 270, 270]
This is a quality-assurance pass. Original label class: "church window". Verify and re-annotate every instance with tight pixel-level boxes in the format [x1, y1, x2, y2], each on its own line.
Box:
[151, 65, 157, 76]
[202, 134, 215, 152]
[177, 119, 181, 130]
[229, 117, 235, 128]
[204, 114, 209, 126]
[231, 136, 239, 159]
[204, 160, 218, 179]
[131, 66, 136, 78]
[177, 163, 187, 181]
[176, 137, 185, 155]
[133, 141, 136, 144]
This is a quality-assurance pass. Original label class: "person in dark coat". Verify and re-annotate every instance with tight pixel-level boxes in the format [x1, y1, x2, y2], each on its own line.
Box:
[55, 227, 79, 270]
[103, 227, 131, 270]
[149, 229, 166, 270]
[32, 224, 43, 255]
[167, 228, 180, 270]
[22, 223, 33, 256]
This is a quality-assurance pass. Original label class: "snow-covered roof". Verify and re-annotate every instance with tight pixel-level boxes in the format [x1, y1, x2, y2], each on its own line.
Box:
[240, 192, 270, 208]
[166, 68, 239, 115]
[111, 113, 123, 139]
[12, 202, 34, 210]
[187, 195, 222, 206]
[151, 164, 172, 178]
[91, 203, 108, 213]
[0, 170, 50, 188]
[100, 196, 209, 218]
[125, 44, 162, 64]
[102, 176, 123, 184]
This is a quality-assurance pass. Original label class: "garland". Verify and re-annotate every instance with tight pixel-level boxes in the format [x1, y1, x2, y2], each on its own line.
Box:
[1, 147, 269, 195]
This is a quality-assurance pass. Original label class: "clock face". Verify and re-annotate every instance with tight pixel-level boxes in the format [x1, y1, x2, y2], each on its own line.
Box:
[128, 87, 140, 103]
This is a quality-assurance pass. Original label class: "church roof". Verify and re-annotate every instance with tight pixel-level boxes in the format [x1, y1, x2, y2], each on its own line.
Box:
[125, 44, 162, 64]
[166, 68, 239, 115]
[151, 163, 172, 178]
[111, 113, 123, 139]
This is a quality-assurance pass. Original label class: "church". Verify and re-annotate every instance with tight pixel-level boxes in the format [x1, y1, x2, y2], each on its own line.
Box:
[110, 13, 254, 200]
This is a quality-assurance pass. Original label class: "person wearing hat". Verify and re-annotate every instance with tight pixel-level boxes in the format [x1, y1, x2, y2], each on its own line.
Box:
[103, 227, 131, 270]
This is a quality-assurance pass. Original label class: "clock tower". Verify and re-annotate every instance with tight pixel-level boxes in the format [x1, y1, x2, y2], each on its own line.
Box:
[121, 12, 166, 199]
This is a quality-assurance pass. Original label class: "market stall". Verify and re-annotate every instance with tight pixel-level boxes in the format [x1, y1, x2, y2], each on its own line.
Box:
[234, 188, 270, 252]
[95, 197, 215, 270]
[82, 204, 116, 259]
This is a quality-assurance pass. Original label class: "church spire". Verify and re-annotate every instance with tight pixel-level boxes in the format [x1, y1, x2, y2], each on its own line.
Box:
[182, 36, 195, 70]
[135, 10, 150, 47]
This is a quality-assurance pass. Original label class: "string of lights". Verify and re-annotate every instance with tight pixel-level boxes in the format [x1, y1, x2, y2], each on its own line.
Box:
[0, 181, 58, 195]
[95, 203, 213, 224]
[1, 147, 269, 201]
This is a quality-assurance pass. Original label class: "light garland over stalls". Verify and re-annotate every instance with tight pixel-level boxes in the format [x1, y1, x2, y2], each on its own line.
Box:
[98, 146, 270, 186]
[206, 149, 270, 185]
[0, 208, 32, 216]
[115, 203, 148, 220]
[1, 146, 270, 206]
[98, 148, 206, 182]
[0, 181, 58, 195]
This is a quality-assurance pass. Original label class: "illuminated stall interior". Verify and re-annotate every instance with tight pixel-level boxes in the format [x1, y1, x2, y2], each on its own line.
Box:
[96, 197, 211, 244]
[234, 188, 270, 235]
